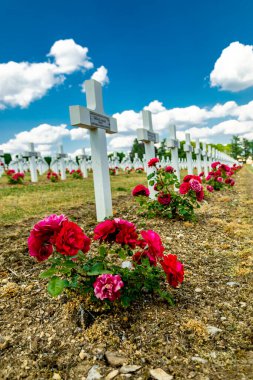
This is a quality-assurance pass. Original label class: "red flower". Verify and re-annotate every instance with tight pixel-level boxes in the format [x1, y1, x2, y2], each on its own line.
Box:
[189, 179, 202, 193]
[55, 221, 91, 256]
[179, 182, 190, 194]
[196, 189, 204, 202]
[138, 230, 165, 260]
[132, 184, 150, 197]
[132, 251, 157, 266]
[225, 178, 235, 186]
[206, 185, 214, 192]
[183, 175, 202, 183]
[160, 254, 184, 288]
[211, 161, 220, 169]
[93, 274, 124, 301]
[94, 219, 117, 242]
[115, 219, 138, 248]
[28, 214, 67, 261]
[6, 169, 15, 176]
[165, 166, 174, 173]
[199, 171, 204, 177]
[157, 193, 171, 205]
[148, 157, 159, 167]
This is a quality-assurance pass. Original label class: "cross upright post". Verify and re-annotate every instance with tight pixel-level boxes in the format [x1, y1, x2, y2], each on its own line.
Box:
[57, 144, 67, 180]
[207, 145, 212, 171]
[137, 110, 159, 199]
[194, 138, 202, 175]
[78, 148, 88, 178]
[202, 143, 209, 176]
[183, 133, 193, 175]
[69, 79, 117, 221]
[167, 124, 180, 182]
[24, 143, 38, 182]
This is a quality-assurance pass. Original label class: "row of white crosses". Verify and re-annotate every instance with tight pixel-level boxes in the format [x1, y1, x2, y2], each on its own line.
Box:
[69, 79, 239, 221]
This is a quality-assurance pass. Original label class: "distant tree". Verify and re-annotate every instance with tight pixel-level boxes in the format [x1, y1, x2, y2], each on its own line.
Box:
[231, 135, 242, 159]
[241, 138, 251, 159]
[130, 138, 145, 160]
[157, 138, 168, 158]
[3, 153, 11, 165]
[44, 156, 52, 166]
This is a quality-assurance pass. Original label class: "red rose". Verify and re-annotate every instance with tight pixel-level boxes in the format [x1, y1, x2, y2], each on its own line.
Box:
[179, 182, 190, 195]
[165, 166, 174, 173]
[183, 174, 201, 183]
[55, 221, 90, 256]
[132, 251, 157, 266]
[94, 219, 117, 242]
[138, 230, 165, 260]
[148, 157, 159, 167]
[199, 171, 204, 177]
[115, 219, 138, 248]
[132, 184, 150, 197]
[196, 189, 204, 202]
[160, 254, 184, 288]
[157, 193, 171, 205]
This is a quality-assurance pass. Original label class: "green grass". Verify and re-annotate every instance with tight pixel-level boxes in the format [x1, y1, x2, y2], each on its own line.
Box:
[0, 172, 147, 224]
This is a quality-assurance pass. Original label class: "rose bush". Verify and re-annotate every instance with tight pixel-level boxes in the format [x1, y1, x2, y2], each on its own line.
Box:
[70, 169, 83, 179]
[47, 171, 59, 182]
[132, 158, 204, 221]
[29, 215, 184, 307]
[204, 162, 241, 191]
[6, 170, 25, 184]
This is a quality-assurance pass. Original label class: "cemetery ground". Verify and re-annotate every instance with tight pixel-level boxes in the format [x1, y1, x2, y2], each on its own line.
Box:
[0, 167, 253, 380]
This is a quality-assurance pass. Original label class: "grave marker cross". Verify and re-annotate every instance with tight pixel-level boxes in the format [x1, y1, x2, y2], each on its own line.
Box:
[78, 148, 88, 178]
[167, 125, 180, 182]
[183, 133, 193, 175]
[69, 79, 117, 221]
[137, 110, 159, 199]
[202, 143, 209, 176]
[23, 143, 39, 182]
[194, 138, 202, 175]
[57, 144, 67, 180]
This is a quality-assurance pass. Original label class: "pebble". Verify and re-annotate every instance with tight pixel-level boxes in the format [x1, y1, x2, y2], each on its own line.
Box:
[79, 349, 89, 360]
[86, 365, 102, 380]
[0, 336, 10, 350]
[120, 365, 142, 374]
[194, 287, 202, 293]
[105, 369, 119, 380]
[226, 281, 240, 287]
[207, 325, 222, 335]
[105, 351, 128, 367]
[191, 356, 207, 364]
[52, 374, 61, 380]
[149, 368, 173, 380]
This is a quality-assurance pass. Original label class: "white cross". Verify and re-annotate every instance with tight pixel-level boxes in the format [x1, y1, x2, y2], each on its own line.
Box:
[183, 133, 193, 175]
[137, 110, 159, 199]
[167, 124, 180, 182]
[69, 79, 117, 221]
[194, 138, 202, 175]
[23, 143, 39, 182]
[202, 142, 209, 176]
[207, 145, 212, 171]
[57, 144, 67, 180]
[78, 148, 88, 178]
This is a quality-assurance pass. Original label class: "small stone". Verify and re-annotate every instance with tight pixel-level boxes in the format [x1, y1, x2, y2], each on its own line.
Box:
[52, 374, 61, 380]
[207, 325, 222, 336]
[149, 368, 173, 380]
[0, 336, 10, 350]
[220, 317, 226, 321]
[120, 365, 142, 374]
[79, 350, 88, 360]
[105, 351, 128, 367]
[105, 369, 119, 380]
[191, 356, 207, 364]
[239, 302, 247, 308]
[209, 351, 217, 359]
[86, 365, 102, 380]
[194, 288, 202, 293]
[226, 281, 240, 287]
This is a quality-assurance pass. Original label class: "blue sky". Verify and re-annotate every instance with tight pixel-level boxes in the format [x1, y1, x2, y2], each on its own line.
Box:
[1, 0, 253, 155]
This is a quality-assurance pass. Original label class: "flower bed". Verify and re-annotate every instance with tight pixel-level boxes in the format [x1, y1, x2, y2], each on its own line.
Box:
[28, 215, 184, 307]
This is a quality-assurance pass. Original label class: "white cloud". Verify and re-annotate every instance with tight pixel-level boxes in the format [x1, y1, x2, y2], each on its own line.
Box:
[144, 100, 166, 113]
[48, 39, 94, 74]
[108, 135, 135, 150]
[210, 42, 253, 91]
[81, 65, 110, 92]
[69, 128, 88, 140]
[0, 39, 97, 109]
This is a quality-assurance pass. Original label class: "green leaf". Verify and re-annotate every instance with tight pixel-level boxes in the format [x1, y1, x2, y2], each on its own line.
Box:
[39, 267, 58, 279]
[47, 276, 67, 297]
[99, 245, 107, 258]
[87, 263, 110, 275]
[147, 173, 154, 180]
[149, 180, 155, 186]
